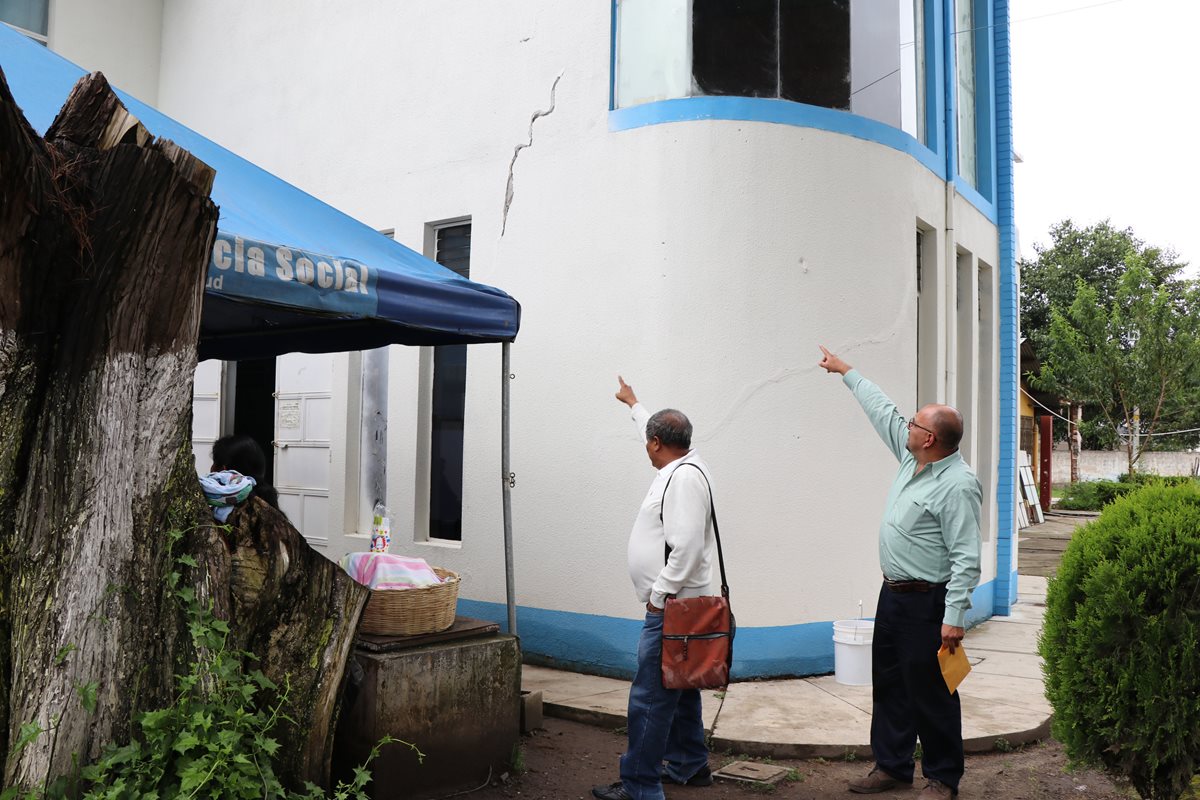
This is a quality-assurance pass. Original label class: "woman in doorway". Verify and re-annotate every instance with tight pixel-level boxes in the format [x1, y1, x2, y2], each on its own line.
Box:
[208, 434, 282, 514]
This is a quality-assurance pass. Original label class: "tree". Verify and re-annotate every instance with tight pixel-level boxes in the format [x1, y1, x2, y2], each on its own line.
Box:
[1019, 220, 1198, 461]
[1020, 219, 1186, 352]
[0, 69, 367, 793]
[1033, 258, 1200, 476]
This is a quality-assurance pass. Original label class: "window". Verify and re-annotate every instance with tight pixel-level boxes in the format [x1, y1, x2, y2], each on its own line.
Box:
[955, 0, 978, 186]
[902, 0, 926, 143]
[1019, 415, 1035, 455]
[428, 223, 471, 541]
[0, 0, 48, 43]
[616, 0, 929, 144]
[692, 0, 850, 107]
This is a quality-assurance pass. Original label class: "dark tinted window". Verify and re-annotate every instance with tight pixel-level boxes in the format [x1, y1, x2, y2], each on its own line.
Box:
[780, 0, 850, 109]
[429, 223, 471, 541]
[692, 0, 851, 109]
[692, 0, 778, 98]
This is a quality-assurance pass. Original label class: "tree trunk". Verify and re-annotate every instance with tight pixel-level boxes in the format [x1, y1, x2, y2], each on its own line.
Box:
[189, 497, 368, 787]
[1069, 403, 1082, 483]
[0, 68, 366, 793]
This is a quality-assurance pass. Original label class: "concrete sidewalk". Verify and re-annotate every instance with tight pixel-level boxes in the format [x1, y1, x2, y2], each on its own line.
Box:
[522, 576, 1051, 758]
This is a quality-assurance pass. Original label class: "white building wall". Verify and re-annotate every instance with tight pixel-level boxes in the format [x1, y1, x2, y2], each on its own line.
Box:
[48, 0, 1004, 676]
[47, 0, 162, 104]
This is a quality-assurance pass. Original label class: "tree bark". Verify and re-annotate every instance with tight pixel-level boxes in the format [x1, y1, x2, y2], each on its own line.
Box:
[190, 497, 368, 787]
[0, 68, 366, 793]
[1069, 403, 1082, 484]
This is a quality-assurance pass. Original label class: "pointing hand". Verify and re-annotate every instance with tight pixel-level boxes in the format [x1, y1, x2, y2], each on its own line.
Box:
[615, 375, 638, 407]
[818, 345, 851, 376]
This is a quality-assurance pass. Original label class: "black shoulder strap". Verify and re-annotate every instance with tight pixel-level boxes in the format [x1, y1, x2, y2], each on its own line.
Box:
[660, 462, 728, 597]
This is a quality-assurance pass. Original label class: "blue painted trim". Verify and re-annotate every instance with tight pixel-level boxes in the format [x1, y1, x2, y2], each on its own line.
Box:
[608, 0, 617, 111]
[953, 176, 997, 223]
[943, 0, 958, 184]
[991, 0, 1018, 616]
[974, 0, 997, 203]
[923, 0, 942, 155]
[461, 578, 998, 680]
[609, 96, 945, 180]
[943, 0, 998, 220]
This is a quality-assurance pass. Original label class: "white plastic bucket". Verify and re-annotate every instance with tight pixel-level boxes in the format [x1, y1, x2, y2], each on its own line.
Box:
[832, 620, 874, 686]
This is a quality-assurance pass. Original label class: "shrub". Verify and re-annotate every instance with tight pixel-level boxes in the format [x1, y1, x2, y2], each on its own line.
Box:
[1119, 473, 1197, 489]
[1056, 480, 1139, 510]
[1040, 483, 1200, 799]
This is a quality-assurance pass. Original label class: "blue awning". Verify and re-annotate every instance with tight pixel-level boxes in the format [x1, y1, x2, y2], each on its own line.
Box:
[0, 24, 520, 359]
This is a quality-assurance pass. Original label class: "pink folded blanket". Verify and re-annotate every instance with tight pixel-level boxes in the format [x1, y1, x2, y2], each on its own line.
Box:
[341, 552, 444, 590]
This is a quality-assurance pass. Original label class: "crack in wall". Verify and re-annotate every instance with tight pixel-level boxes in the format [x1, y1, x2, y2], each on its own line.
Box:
[501, 71, 563, 237]
[697, 326, 906, 445]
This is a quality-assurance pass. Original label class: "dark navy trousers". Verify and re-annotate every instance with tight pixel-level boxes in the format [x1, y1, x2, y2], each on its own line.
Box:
[870, 582, 964, 792]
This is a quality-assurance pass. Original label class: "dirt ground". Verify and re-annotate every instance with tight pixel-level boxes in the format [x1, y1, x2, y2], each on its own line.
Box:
[452, 717, 1131, 800]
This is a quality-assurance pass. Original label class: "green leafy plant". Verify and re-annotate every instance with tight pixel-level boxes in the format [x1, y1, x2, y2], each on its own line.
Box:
[73, 548, 420, 799]
[509, 744, 526, 775]
[1055, 480, 1137, 511]
[1040, 484, 1200, 799]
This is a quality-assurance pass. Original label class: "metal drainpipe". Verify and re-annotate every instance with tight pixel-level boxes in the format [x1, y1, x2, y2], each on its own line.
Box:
[945, 182, 957, 403]
[501, 341, 517, 636]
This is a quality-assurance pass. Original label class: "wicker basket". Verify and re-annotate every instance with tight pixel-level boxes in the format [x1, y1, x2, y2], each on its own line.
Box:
[358, 567, 460, 636]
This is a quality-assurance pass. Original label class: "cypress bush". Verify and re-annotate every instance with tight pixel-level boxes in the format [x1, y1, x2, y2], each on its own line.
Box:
[1040, 483, 1200, 799]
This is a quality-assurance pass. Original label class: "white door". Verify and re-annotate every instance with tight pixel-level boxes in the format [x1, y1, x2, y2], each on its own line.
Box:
[191, 360, 224, 475]
[274, 353, 333, 550]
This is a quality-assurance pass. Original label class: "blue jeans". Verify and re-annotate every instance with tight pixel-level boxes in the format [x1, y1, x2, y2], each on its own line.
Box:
[619, 610, 709, 800]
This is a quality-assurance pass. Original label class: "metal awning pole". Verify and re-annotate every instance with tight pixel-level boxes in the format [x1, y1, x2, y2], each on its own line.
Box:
[501, 341, 517, 635]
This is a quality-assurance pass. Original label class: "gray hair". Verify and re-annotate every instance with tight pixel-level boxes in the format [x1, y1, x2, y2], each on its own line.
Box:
[645, 409, 692, 450]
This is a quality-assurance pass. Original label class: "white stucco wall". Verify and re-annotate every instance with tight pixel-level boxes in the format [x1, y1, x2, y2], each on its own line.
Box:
[51, 0, 1007, 676]
[47, 0, 162, 104]
[1051, 449, 1200, 483]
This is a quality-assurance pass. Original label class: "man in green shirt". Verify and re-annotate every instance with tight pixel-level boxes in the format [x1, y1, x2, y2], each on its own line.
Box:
[819, 345, 982, 800]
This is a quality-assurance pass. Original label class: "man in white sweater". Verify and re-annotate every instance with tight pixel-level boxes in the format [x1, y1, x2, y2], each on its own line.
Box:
[592, 376, 717, 800]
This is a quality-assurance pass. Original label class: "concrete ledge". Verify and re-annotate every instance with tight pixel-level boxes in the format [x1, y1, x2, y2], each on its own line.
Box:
[543, 700, 626, 730]
[963, 715, 1052, 754]
[707, 737, 873, 760]
[523, 591, 1052, 759]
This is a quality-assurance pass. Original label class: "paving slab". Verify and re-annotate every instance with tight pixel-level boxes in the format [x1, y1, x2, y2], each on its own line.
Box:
[521, 666, 628, 703]
[968, 648, 1044, 681]
[806, 674, 873, 715]
[964, 619, 1041, 653]
[712, 679, 872, 759]
[522, 665, 723, 730]
[991, 603, 1044, 624]
[1019, 575, 1049, 595]
[524, 571, 1055, 758]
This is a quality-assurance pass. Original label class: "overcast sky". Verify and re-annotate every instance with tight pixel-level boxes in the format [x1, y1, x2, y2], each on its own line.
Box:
[1010, 0, 1200, 270]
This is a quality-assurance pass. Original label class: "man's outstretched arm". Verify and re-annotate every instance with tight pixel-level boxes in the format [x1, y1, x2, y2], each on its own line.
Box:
[615, 374, 650, 442]
[818, 345, 908, 462]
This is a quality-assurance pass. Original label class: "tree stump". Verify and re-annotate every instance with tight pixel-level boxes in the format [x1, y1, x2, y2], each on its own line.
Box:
[0, 67, 367, 792]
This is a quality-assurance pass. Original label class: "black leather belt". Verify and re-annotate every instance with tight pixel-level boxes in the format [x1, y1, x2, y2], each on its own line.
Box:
[883, 576, 944, 593]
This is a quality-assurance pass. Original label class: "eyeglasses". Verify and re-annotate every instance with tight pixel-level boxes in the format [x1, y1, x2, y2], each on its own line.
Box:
[906, 418, 936, 437]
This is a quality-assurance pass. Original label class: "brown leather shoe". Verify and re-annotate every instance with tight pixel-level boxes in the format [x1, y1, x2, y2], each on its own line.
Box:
[917, 779, 953, 799]
[848, 767, 906, 794]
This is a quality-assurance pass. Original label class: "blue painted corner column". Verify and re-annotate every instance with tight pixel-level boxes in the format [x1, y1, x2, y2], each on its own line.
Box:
[992, 0, 1019, 613]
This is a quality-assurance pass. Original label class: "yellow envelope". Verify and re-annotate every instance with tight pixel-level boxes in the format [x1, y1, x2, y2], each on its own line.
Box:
[937, 644, 971, 694]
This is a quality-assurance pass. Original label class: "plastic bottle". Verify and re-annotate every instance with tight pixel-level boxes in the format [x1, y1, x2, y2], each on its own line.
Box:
[370, 502, 391, 553]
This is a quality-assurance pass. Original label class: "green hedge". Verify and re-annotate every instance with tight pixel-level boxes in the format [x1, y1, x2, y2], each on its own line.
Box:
[1040, 484, 1200, 799]
[1056, 480, 1138, 511]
